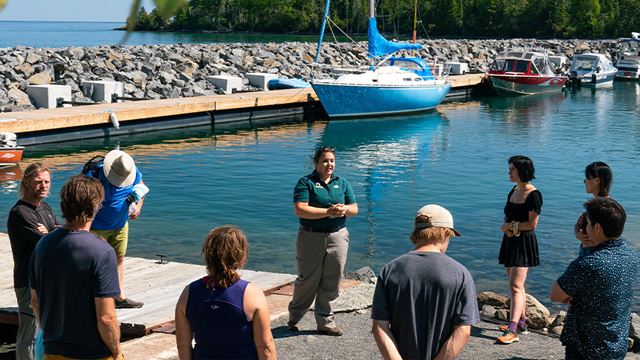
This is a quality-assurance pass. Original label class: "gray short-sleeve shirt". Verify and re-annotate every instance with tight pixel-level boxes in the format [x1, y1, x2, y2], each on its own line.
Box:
[372, 251, 480, 360]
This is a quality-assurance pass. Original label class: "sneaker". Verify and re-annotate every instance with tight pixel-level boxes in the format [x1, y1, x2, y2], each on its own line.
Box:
[497, 329, 519, 344]
[499, 324, 529, 334]
[287, 323, 300, 332]
[115, 298, 144, 309]
[317, 327, 344, 336]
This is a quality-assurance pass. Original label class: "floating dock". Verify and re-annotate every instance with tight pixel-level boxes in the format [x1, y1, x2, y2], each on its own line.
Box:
[0, 74, 488, 146]
[0, 233, 297, 335]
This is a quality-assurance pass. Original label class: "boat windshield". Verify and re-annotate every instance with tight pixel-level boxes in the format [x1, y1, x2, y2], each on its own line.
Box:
[574, 57, 598, 70]
[514, 61, 530, 72]
[490, 59, 505, 71]
[621, 42, 640, 56]
[505, 60, 516, 71]
[391, 60, 424, 71]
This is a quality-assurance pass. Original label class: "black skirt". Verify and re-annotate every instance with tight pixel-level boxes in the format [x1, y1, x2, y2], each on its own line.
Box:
[498, 230, 540, 267]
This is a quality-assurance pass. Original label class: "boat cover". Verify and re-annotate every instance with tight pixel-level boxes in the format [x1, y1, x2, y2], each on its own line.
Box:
[368, 18, 422, 58]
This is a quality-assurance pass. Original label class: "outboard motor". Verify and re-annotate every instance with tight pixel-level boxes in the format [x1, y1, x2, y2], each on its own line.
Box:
[0, 132, 18, 148]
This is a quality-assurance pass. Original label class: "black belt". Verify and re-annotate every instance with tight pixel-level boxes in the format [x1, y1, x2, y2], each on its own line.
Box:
[300, 225, 346, 233]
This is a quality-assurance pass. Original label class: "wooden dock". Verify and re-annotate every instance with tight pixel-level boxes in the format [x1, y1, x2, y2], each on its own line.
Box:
[0, 74, 487, 145]
[0, 233, 297, 335]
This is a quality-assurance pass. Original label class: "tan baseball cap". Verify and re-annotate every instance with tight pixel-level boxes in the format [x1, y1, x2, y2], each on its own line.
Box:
[415, 204, 461, 236]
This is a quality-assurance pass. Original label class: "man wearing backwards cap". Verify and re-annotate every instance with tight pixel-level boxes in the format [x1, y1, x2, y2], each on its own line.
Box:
[371, 204, 479, 360]
[89, 150, 146, 308]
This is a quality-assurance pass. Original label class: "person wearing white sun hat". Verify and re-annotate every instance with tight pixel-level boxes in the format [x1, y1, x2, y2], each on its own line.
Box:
[89, 149, 147, 309]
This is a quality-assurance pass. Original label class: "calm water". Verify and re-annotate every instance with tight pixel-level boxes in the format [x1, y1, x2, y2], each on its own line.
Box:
[2, 83, 640, 311]
[0, 21, 363, 48]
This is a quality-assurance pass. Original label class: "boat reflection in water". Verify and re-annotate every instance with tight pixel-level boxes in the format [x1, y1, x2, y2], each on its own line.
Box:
[0, 164, 23, 193]
[320, 111, 450, 263]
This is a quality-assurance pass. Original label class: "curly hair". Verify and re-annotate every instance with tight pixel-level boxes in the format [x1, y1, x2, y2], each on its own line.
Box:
[59, 175, 104, 223]
[201, 226, 248, 289]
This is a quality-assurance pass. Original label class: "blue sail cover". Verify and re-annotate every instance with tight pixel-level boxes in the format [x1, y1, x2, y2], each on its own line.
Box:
[368, 18, 422, 58]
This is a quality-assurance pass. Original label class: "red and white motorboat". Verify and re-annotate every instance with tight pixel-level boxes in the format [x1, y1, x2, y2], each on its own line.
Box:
[489, 48, 567, 95]
[0, 132, 24, 166]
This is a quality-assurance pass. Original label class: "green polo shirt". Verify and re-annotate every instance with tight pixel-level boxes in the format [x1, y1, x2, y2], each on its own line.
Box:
[293, 170, 356, 228]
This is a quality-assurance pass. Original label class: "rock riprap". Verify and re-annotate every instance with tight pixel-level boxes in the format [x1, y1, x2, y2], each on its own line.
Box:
[0, 38, 619, 112]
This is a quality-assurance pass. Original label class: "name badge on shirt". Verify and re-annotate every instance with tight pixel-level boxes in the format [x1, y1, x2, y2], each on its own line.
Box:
[334, 185, 339, 188]
[315, 182, 322, 188]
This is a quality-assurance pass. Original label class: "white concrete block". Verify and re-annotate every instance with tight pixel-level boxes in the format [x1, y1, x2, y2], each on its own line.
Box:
[83, 80, 125, 103]
[27, 85, 72, 109]
[245, 73, 278, 91]
[446, 62, 469, 75]
[206, 75, 243, 95]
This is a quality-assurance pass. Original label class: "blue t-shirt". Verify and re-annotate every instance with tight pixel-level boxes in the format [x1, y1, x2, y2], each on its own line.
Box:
[29, 228, 120, 359]
[558, 238, 639, 360]
[91, 164, 142, 230]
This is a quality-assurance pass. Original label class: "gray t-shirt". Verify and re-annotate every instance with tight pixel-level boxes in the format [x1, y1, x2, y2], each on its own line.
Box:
[372, 251, 480, 360]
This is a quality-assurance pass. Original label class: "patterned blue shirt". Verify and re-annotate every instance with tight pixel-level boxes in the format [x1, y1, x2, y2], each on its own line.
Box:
[557, 238, 639, 360]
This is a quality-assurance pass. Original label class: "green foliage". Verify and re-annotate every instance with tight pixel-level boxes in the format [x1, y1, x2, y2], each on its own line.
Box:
[122, 0, 640, 39]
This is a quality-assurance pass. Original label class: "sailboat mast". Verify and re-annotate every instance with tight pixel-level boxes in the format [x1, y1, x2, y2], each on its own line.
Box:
[412, 0, 418, 56]
[370, 0, 375, 68]
[315, 0, 332, 64]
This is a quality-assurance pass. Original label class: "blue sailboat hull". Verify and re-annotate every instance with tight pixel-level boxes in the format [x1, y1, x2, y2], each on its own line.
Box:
[311, 82, 452, 118]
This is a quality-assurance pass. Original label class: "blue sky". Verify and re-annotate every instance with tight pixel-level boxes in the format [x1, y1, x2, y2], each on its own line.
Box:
[0, 0, 157, 22]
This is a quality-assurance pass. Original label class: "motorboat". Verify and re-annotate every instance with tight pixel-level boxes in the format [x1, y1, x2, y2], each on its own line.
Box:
[568, 53, 617, 86]
[615, 33, 640, 80]
[488, 48, 567, 95]
[0, 132, 24, 166]
[310, 0, 451, 118]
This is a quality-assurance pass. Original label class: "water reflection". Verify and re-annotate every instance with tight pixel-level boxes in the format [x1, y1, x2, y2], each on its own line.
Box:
[321, 112, 449, 264]
[0, 165, 22, 194]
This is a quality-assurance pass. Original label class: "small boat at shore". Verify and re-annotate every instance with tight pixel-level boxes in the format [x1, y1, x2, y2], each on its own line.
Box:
[568, 53, 617, 87]
[615, 33, 640, 80]
[267, 78, 310, 90]
[0, 132, 24, 166]
[489, 48, 567, 95]
[310, 0, 451, 118]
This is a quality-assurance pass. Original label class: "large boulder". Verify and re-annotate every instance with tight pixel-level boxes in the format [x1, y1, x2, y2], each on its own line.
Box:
[8, 88, 31, 105]
[477, 292, 509, 308]
[28, 71, 51, 85]
[523, 294, 551, 329]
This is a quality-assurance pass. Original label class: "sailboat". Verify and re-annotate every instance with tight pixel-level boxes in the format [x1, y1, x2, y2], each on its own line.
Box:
[310, 0, 452, 118]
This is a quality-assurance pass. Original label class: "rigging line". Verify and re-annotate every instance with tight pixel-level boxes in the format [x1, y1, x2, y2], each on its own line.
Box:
[326, 17, 359, 45]
[416, 3, 431, 40]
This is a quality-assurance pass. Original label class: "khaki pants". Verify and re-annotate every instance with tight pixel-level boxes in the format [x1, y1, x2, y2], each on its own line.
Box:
[288, 227, 349, 330]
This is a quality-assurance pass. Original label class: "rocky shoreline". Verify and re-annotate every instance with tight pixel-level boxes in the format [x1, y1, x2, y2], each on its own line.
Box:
[0, 38, 619, 112]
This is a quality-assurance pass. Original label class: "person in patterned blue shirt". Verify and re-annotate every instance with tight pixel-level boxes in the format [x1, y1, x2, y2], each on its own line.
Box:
[551, 197, 639, 360]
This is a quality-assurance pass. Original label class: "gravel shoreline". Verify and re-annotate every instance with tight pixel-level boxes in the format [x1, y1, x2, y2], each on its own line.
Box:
[272, 308, 640, 360]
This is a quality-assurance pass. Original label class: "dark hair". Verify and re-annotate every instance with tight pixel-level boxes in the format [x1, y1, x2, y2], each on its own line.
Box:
[313, 146, 336, 163]
[584, 197, 626, 239]
[508, 155, 536, 182]
[585, 162, 612, 197]
[59, 175, 104, 223]
[19, 163, 51, 198]
[201, 226, 248, 289]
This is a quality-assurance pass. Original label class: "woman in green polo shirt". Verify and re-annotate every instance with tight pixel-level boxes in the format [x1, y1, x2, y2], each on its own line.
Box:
[287, 146, 358, 337]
